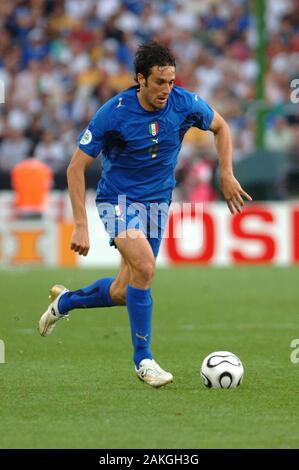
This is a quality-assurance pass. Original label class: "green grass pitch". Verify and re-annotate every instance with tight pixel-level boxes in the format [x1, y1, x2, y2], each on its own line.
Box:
[1, 266, 299, 449]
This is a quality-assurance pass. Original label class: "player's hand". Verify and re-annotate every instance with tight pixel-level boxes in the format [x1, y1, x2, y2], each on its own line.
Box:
[220, 172, 252, 215]
[70, 225, 90, 256]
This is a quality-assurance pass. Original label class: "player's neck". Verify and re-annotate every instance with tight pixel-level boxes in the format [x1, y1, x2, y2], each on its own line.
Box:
[137, 91, 158, 112]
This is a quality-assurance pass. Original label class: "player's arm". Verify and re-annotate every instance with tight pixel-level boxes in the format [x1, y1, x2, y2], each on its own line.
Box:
[210, 110, 252, 214]
[67, 147, 95, 256]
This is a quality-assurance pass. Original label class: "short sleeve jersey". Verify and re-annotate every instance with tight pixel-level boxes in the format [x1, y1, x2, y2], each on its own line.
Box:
[78, 85, 214, 203]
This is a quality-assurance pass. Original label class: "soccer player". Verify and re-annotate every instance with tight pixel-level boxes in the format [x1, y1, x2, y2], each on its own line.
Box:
[38, 42, 252, 387]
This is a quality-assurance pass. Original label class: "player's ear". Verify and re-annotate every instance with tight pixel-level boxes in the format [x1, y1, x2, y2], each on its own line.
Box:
[137, 73, 145, 87]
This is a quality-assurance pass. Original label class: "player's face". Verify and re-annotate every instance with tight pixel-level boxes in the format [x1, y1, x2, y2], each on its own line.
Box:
[137, 66, 176, 111]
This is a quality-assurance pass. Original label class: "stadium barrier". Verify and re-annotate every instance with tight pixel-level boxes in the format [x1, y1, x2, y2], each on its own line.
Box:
[0, 192, 298, 266]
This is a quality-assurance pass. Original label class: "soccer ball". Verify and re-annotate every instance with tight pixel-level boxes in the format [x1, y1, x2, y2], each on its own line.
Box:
[200, 351, 244, 389]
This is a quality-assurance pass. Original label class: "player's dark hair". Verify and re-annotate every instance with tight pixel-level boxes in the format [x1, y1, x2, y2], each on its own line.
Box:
[134, 41, 176, 83]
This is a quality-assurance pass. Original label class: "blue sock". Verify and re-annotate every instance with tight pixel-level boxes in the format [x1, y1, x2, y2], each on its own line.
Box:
[126, 285, 153, 368]
[58, 277, 115, 314]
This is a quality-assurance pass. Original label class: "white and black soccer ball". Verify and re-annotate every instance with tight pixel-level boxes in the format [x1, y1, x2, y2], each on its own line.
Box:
[200, 351, 244, 389]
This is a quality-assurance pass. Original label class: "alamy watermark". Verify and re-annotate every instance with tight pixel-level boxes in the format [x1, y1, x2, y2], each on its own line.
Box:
[290, 79, 299, 103]
[97, 196, 204, 241]
[0, 339, 5, 363]
[290, 339, 299, 364]
[0, 79, 5, 103]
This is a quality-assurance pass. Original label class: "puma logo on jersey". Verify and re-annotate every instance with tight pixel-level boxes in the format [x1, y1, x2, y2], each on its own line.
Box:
[116, 97, 124, 108]
[136, 332, 148, 342]
[152, 138, 159, 144]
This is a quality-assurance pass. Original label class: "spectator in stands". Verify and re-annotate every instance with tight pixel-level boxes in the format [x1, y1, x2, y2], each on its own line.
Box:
[34, 129, 66, 173]
[265, 116, 295, 153]
[186, 155, 218, 203]
[0, 126, 31, 173]
[11, 152, 53, 219]
[0, 0, 298, 198]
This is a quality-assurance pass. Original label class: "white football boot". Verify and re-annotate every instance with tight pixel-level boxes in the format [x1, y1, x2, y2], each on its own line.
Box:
[38, 285, 69, 337]
[135, 359, 173, 387]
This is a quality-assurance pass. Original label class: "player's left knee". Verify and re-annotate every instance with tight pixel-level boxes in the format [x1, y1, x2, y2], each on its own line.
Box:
[116, 290, 126, 305]
[111, 284, 127, 305]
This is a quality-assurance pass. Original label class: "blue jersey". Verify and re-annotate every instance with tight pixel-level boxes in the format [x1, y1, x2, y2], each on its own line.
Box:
[78, 85, 214, 203]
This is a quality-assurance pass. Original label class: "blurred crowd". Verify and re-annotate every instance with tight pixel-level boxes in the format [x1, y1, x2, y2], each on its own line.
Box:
[0, 0, 299, 202]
